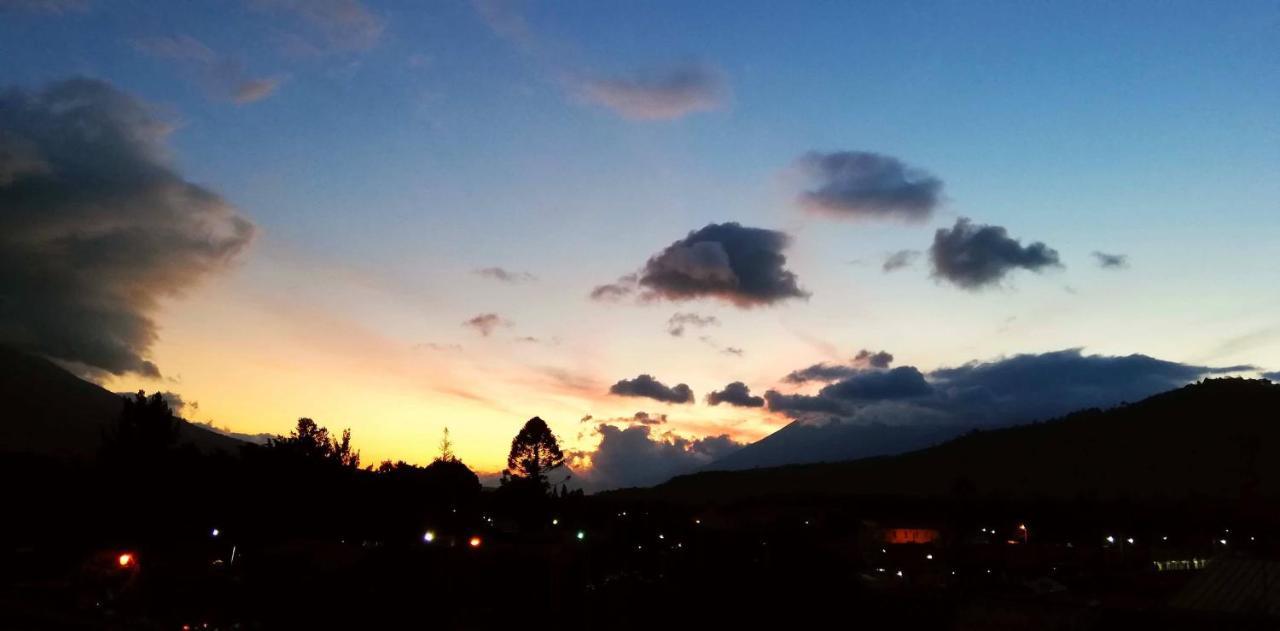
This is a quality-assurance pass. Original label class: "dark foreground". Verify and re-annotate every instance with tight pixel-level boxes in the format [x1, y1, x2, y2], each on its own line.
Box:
[4, 488, 1279, 630]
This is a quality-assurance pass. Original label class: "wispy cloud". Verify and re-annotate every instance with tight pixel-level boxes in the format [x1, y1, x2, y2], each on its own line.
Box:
[578, 62, 729, 121]
[133, 35, 282, 104]
[251, 0, 384, 54]
[474, 266, 537, 283]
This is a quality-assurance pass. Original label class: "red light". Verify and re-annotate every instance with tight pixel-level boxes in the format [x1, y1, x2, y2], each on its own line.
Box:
[117, 553, 134, 568]
[469, 536, 482, 548]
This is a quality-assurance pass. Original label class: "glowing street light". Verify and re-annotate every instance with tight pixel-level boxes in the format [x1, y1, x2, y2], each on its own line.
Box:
[423, 531, 436, 543]
[576, 530, 585, 541]
[469, 536, 482, 548]
[1106, 535, 1115, 544]
[117, 553, 135, 568]
[211, 528, 220, 538]
[551, 518, 559, 526]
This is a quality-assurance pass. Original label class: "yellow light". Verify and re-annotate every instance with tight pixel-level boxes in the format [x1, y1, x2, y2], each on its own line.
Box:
[469, 536, 482, 548]
[117, 553, 134, 568]
[423, 531, 436, 543]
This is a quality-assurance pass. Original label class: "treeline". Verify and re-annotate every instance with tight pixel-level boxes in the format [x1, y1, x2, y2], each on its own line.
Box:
[4, 392, 581, 552]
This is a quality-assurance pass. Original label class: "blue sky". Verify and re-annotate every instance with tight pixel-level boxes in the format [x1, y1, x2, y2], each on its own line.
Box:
[1, 0, 1277, 481]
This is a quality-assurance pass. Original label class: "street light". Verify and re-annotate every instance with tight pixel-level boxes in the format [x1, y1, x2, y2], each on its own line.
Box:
[423, 531, 436, 543]
[117, 553, 135, 568]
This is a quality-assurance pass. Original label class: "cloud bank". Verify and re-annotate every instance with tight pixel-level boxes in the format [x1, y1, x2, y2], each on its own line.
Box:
[768, 348, 1251, 428]
[572, 423, 743, 491]
[0, 78, 255, 376]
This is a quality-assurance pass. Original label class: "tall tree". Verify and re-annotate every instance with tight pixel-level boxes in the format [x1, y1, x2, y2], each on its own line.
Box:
[437, 426, 456, 463]
[504, 417, 565, 486]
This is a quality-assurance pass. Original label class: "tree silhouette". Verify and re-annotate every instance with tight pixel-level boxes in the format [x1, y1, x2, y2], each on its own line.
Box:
[267, 418, 361, 469]
[437, 426, 456, 463]
[503, 417, 565, 488]
[108, 391, 180, 457]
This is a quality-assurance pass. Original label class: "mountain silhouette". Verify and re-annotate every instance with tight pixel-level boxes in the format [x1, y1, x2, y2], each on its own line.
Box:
[0, 346, 246, 459]
[635, 378, 1280, 504]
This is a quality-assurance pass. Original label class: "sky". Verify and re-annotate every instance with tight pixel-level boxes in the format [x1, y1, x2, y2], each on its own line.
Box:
[1, 0, 1278, 488]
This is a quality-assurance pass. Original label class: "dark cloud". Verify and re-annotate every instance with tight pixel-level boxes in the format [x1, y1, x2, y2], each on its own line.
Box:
[795, 151, 943, 221]
[633, 222, 808, 307]
[132, 35, 281, 104]
[474, 267, 536, 283]
[769, 348, 1251, 427]
[608, 374, 694, 404]
[462, 313, 511, 336]
[572, 423, 743, 490]
[706, 381, 764, 408]
[782, 349, 894, 384]
[882, 249, 920, 272]
[667, 312, 718, 337]
[251, 0, 384, 53]
[589, 273, 637, 302]
[929, 218, 1061, 289]
[631, 411, 667, 425]
[763, 390, 847, 415]
[818, 366, 932, 401]
[1092, 251, 1129, 269]
[854, 349, 894, 368]
[579, 62, 728, 121]
[1264, 371, 1280, 381]
[0, 79, 256, 377]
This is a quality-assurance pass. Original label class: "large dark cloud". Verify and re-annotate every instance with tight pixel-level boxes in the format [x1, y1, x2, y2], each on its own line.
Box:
[1264, 371, 1280, 381]
[795, 151, 943, 221]
[763, 389, 846, 415]
[608, 374, 694, 404]
[633, 222, 808, 307]
[579, 62, 728, 121]
[572, 423, 743, 491]
[818, 366, 932, 402]
[768, 348, 1251, 428]
[0, 79, 256, 377]
[929, 218, 1061, 289]
[736, 349, 1252, 470]
[706, 381, 764, 408]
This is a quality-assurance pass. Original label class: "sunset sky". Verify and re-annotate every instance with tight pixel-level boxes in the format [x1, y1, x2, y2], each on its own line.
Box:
[2, 0, 1277, 485]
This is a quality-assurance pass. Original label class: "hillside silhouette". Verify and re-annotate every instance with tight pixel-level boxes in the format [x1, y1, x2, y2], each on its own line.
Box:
[0, 346, 245, 459]
[634, 378, 1280, 505]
